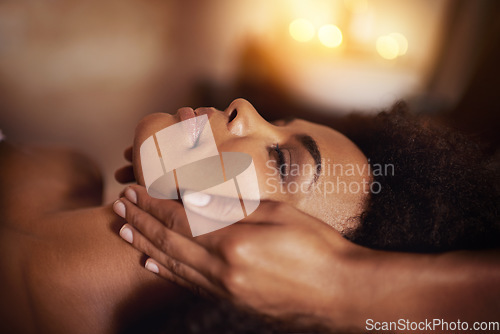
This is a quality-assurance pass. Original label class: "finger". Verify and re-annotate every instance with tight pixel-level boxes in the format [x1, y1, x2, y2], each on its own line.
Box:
[118, 219, 225, 297]
[125, 185, 184, 224]
[144, 258, 224, 299]
[115, 165, 135, 183]
[124, 146, 133, 162]
[124, 186, 320, 256]
[126, 185, 259, 248]
[129, 184, 256, 226]
[125, 186, 191, 236]
[125, 183, 310, 228]
[114, 197, 225, 285]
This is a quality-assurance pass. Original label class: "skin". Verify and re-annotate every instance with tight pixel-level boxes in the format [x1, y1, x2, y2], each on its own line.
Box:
[0, 98, 371, 333]
[133, 98, 371, 234]
[116, 98, 500, 332]
[117, 186, 500, 333]
[0, 144, 185, 334]
[3, 98, 498, 333]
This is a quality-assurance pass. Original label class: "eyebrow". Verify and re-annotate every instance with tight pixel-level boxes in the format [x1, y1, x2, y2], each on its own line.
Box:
[295, 134, 322, 184]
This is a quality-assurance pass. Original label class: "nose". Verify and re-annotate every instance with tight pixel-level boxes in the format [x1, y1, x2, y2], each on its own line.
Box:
[225, 98, 277, 139]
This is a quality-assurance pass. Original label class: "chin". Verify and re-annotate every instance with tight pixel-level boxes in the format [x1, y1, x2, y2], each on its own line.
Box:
[135, 113, 178, 141]
[132, 112, 178, 186]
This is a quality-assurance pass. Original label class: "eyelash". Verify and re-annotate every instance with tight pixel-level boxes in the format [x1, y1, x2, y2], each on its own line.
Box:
[273, 143, 287, 180]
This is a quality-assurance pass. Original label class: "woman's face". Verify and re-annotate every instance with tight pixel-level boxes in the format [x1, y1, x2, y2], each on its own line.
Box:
[133, 99, 371, 234]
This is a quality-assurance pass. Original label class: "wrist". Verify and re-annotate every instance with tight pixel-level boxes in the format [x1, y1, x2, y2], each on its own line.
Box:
[313, 238, 377, 332]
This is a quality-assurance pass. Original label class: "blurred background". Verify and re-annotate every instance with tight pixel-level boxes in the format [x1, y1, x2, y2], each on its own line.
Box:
[1, 0, 499, 202]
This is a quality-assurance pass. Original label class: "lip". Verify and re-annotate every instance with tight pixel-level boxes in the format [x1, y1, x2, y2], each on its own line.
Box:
[194, 107, 215, 119]
[178, 107, 196, 122]
[176, 107, 214, 148]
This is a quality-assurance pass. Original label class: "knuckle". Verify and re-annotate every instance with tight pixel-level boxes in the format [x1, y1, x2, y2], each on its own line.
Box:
[128, 205, 147, 226]
[152, 229, 170, 252]
[138, 193, 153, 213]
[221, 237, 253, 264]
[133, 186, 158, 214]
[166, 257, 183, 277]
[220, 237, 241, 257]
[165, 206, 186, 229]
[221, 268, 246, 296]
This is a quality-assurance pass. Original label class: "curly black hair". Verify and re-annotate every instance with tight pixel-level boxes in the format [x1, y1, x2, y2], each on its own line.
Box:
[338, 102, 500, 252]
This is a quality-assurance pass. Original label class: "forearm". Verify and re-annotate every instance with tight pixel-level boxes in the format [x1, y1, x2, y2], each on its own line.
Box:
[322, 246, 500, 332]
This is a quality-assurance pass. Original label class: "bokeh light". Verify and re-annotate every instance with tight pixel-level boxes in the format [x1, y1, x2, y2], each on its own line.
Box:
[389, 32, 408, 55]
[318, 24, 343, 48]
[289, 18, 315, 42]
[376, 35, 399, 60]
[344, 0, 369, 13]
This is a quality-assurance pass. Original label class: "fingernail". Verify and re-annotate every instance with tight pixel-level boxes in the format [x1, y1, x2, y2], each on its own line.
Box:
[119, 224, 133, 243]
[183, 191, 211, 207]
[145, 260, 159, 274]
[113, 200, 126, 218]
[125, 187, 137, 204]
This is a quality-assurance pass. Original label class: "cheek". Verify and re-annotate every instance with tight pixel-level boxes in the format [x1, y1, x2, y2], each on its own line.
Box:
[253, 157, 293, 203]
[134, 113, 177, 145]
[207, 139, 269, 199]
[300, 177, 370, 233]
[132, 113, 178, 185]
[218, 139, 289, 203]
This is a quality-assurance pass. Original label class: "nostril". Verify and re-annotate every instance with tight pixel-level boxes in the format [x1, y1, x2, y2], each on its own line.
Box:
[228, 109, 238, 123]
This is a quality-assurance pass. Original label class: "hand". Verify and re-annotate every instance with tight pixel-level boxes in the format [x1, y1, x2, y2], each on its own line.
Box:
[113, 185, 367, 331]
[114, 146, 135, 183]
[113, 186, 500, 333]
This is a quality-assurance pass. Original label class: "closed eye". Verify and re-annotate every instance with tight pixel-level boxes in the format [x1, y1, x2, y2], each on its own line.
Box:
[272, 143, 289, 180]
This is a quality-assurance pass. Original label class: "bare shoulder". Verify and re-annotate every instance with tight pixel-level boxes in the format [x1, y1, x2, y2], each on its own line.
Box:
[0, 144, 181, 333]
[0, 203, 179, 334]
[0, 142, 104, 224]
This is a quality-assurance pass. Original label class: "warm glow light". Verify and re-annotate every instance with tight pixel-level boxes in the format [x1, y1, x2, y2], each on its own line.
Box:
[289, 18, 315, 42]
[389, 33, 408, 55]
[344, 0, 368, 13]
[376, 35, 399, 60]
[318, 24, 343, 48]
